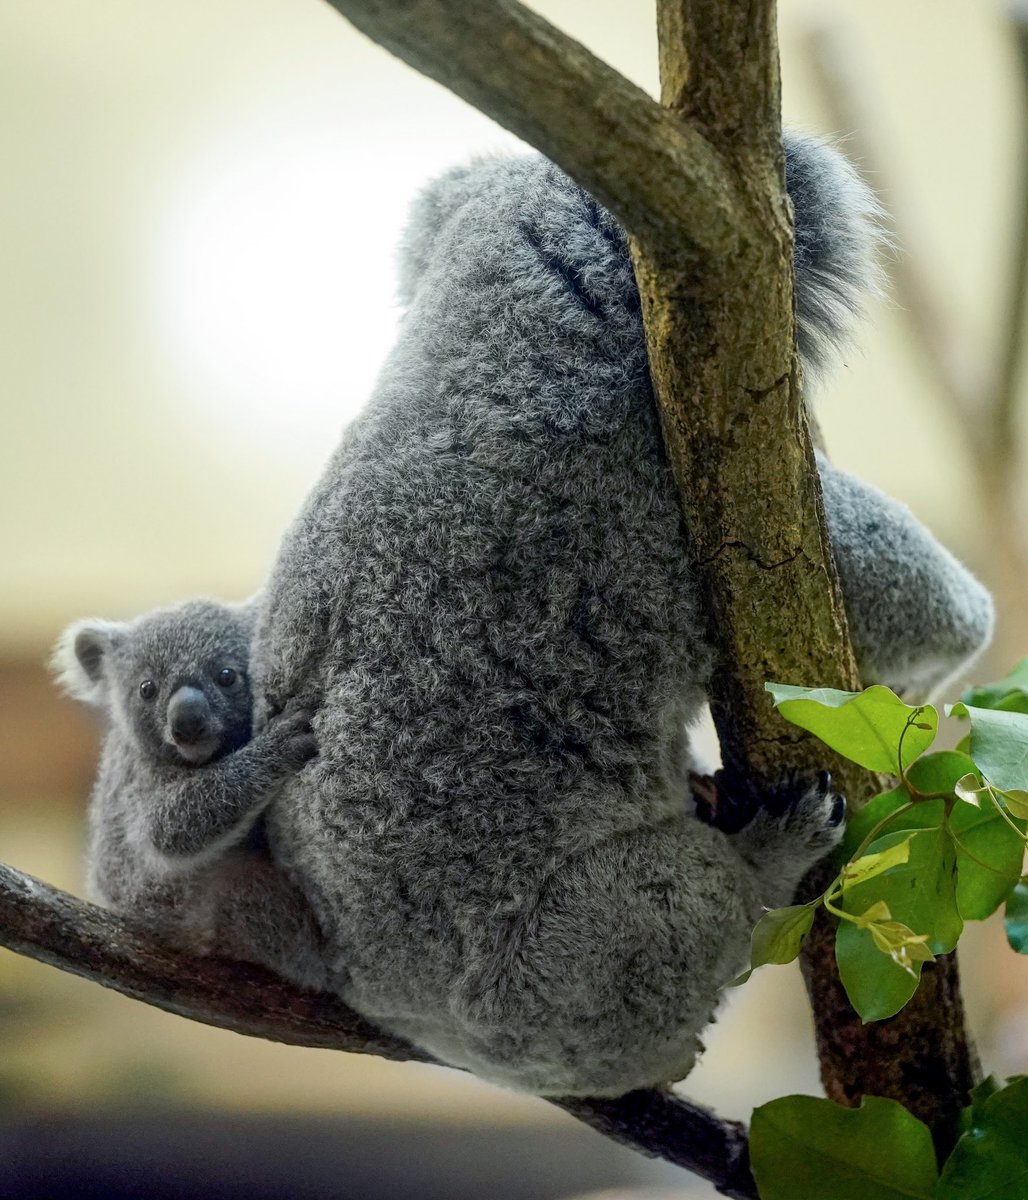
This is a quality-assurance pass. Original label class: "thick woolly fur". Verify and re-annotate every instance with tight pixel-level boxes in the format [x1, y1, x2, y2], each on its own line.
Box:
[55, 599, 326, 989]
[243, 133, 995, 1096]
[243, 133, 996, 1095]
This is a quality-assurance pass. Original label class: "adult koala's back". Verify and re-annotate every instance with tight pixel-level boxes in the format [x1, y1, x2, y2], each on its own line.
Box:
[252, 140, 991, 1095]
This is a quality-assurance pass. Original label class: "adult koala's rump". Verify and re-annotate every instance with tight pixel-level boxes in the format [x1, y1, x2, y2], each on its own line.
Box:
[252, 134, 994, 1096]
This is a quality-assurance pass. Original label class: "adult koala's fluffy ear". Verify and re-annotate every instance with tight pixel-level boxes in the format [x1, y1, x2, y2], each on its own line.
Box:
[52, 619, 127, 705]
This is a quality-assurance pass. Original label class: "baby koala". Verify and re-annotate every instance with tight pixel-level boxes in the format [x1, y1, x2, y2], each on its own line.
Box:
[54, 597, 326, 988]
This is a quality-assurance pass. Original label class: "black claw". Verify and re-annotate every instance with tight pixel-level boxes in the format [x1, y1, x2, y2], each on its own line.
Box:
[829, 791, 847, 827]
[817, 769, 832, 795]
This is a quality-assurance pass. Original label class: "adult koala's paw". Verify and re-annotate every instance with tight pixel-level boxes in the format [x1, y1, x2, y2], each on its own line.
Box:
[750, 770, 847, 851]
[694, 768, 844, 841]
[725, 771, 847, 907]
[697, 770, 847, 904]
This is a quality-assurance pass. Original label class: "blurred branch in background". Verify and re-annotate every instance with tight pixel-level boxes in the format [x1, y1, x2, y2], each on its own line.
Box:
[804, 4, 1028, 659]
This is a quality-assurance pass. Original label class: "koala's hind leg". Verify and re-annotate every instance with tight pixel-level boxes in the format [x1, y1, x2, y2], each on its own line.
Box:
[449, 813, 782, 1097]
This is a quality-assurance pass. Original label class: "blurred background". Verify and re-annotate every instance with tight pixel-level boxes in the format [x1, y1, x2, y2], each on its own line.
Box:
[1, 1, 1026, 1197]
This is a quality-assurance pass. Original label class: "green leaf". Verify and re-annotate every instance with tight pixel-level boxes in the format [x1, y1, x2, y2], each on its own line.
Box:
[948, 703, 1028, 795]
[950, 801, 1025, 921]
[842, 786, 918, 859]
[836, 918, 921, 1021]
[906, 750, 977, 796]
[750, 1095, 938, 1200]
[749, 903, 818, 969]
[852, 776, 1026, 922]
[938, 1076, 1028, 1199]
[843, 827, 962, 955]
[1005, 882, 1028, 953]
[955, 773, 986, 808]
[1001, 790, 1028, 819]
[854, 900, 892, 925]
[865, 920, 935, 972]
[963, 659, 1028, 712]
[766, 684, 937, 775]
[841, 836, 915, 891]
[836, 824, 961, 1020]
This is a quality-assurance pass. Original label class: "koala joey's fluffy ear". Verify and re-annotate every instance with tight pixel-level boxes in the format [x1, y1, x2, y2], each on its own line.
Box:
[51, 619, 127, 705]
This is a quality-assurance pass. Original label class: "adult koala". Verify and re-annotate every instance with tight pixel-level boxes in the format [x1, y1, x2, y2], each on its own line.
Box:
[251, 134, 993, 1096]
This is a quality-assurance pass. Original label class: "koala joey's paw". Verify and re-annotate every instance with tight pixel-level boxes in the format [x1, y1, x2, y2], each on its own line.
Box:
[266, 708, 319, 769]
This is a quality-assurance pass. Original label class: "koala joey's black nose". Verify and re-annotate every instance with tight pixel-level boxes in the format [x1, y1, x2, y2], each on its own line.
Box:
[168, 687, 213, 744]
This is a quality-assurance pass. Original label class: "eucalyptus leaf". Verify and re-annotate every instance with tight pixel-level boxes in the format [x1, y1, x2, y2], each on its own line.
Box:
[948, 703, 1028, 795]
[937, 1076, 1028, 1199]
[865, 920, 934, 973]
[954, 773, 985, 808]
[749, 903, 818, 969]
[1000, 790, 1028, 819]
[750, 1094, 938, 1200]
[854, 900, 892, 926]
[766, 684, 937, 775]
[963, 659, 1028, 711]
[841, 836, 914, 892]
[950, 801, 1025, 921]
[836, 918, 921, 1021]
[906, 750, 977, 797]
[842, 827, 962, 955]
[842, 786, 915, 859]
[1004, 881, 1028, 953]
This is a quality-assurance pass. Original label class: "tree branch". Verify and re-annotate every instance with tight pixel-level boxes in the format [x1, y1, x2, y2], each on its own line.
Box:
[0, 862, 757, 1199]
[994, 1, 1028, 459]
[322, 0, 749, 266]
[657, 0, 781, 145]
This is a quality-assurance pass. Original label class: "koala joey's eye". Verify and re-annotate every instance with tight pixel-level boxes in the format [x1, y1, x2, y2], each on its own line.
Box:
[139, 679, 157, 701]
[217, 667, 239, 688]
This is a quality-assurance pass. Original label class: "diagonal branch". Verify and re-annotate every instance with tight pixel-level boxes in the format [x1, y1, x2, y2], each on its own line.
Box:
[321, 0, 749, 266]
[0, 862, 757, 1199]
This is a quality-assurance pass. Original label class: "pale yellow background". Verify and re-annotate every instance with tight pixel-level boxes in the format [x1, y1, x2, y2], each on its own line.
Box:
[1, 3, 1026, 1198]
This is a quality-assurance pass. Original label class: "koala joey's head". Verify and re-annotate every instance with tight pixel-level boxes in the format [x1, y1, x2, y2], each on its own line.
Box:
[54, 599, 256, 766]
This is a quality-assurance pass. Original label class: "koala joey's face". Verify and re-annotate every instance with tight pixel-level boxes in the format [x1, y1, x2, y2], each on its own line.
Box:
[55, 600, 256, 766]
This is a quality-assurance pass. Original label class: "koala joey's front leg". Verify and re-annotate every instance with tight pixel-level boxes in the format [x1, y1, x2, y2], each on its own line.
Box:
[142, 707, 318, 868]
[695, 770, 846, 909]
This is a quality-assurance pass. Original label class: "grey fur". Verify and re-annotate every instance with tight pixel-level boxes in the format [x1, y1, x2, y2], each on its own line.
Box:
[784, 132, 886, 374]
[242, 133, 993, 1095]
[240, 133, 993, 1095]
[55, 599, 326, 989]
